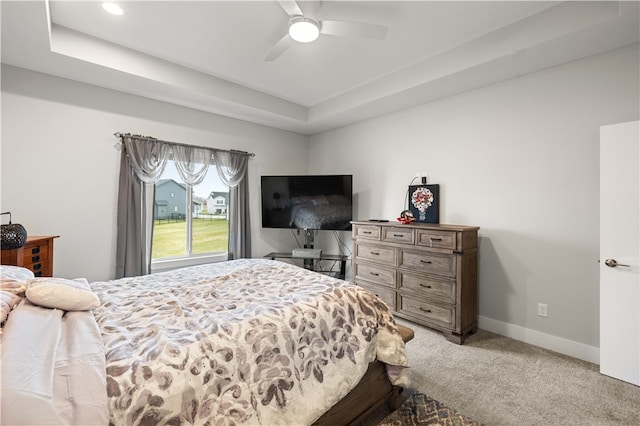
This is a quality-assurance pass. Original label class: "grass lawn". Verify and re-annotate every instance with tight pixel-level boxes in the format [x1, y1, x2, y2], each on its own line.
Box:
[152, 218, 228, 259]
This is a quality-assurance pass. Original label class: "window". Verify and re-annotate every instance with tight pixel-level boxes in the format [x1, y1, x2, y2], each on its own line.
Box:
[152, 161, 229, 260]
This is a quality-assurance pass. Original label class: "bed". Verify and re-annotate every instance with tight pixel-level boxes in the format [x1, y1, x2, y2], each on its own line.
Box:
[1, 259, 410, 425]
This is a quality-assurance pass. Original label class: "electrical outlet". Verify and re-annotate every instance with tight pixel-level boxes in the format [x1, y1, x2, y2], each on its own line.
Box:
[537, 303, 548, 318]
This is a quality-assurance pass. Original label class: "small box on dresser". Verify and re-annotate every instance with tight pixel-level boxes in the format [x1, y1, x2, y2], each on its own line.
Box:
[352, 221, 478, 344]
[1, 235, 59, 277]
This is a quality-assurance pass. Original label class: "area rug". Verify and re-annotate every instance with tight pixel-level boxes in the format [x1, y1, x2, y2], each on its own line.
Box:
[378, 392, 481, 426]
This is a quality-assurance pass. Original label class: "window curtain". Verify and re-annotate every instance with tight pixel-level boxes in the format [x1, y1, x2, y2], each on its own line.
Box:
[172, 145, 213, 185]
[115, 136, 171, 278]
[116, 135, 252, 278]
[214, 151, 251, 260]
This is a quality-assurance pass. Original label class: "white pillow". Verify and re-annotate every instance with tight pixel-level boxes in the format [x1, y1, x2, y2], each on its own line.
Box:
[0, 265, 35, 282]
[26, 277, 100, 311]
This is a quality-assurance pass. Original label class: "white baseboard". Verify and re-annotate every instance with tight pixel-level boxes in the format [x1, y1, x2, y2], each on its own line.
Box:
[478, 315, 600, 365]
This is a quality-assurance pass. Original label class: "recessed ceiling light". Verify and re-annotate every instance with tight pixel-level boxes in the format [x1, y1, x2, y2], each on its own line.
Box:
[289, 17, 320, 43]
[102, 2, 123, 16]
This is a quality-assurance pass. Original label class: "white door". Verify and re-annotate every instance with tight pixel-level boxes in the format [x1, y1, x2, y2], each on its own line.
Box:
[599, 120, 640, 386]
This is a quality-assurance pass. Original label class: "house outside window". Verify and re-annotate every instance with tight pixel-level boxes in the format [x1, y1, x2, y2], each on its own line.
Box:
[206, 192, 229, 218]
[153, 161, 229, 260]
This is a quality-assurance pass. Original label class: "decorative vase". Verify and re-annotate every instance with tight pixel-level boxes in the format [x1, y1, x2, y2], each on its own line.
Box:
[1, 212, 28, 250]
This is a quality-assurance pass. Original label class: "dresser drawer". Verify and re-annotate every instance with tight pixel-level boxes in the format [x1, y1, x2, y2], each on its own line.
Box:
[416, 230, 457, 250]
[355, 242, 396, 266]
[382, 227, 414, 244]
[399, 250, 456, 278]
[353, 225, 381, 240]
[25, 260, 51, 277]
[398, 271, 455, 303]
[357, 281, 396, 310]
[398, 295, 454, 327]
[353, 262, 395, 288]
[21, 244, 50, 264]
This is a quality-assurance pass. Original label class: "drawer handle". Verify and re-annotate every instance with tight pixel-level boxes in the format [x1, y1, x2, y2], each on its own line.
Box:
[419, 307, 432, 313]
[428, 237, 443, 248]
[420, 284, 432, 289]
[420, 260, 433, 264]
[34, 271, 43, 277]
[369, 272, 380, 276]
[33, 263, 42, 270]
[393, 234, 404, 238]
[31, 255, 40, 262]
[31, 247, 40, 254]
[363, 231, 372, 234]
[370, 251, 380, 256]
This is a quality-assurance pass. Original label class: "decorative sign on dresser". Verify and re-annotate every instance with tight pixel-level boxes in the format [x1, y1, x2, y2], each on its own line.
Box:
[351, 221, 479, 344]
[1, 235, 59, 277]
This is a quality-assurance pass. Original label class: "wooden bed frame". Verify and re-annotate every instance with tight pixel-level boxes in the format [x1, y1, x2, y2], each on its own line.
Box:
[314, 325, 415, 425]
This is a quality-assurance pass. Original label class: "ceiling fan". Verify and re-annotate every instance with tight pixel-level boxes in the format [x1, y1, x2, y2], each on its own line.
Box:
[264, 0, 388, 61]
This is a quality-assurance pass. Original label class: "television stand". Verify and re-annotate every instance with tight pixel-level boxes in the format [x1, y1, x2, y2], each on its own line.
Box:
[302, 229, 315, 270]
[263, 251, 348, 280]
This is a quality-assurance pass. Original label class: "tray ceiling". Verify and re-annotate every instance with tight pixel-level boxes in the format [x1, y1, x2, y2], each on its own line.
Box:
[2, 1, 638, 134]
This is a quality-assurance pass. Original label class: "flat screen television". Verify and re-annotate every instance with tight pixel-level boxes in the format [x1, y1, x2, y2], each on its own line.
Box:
[261, 175, 353, 230]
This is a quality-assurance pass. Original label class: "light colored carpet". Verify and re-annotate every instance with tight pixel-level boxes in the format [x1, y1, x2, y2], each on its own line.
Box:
[394, 319, 640, 426]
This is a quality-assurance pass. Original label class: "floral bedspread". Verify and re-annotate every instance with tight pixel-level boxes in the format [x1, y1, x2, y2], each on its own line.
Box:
[90, 258, 409, 426]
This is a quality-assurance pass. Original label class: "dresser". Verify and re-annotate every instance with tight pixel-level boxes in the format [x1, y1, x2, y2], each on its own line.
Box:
[1, 235, 59, 277]
[351, 221, 479, 344]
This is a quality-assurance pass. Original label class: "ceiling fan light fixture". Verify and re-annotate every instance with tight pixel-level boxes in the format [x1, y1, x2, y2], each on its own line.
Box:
[289, 16, 320, 43]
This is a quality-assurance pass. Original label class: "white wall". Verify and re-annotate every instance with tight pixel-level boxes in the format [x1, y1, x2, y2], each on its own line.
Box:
[1, 65, 309, 282]
[309, 44, 640, 360]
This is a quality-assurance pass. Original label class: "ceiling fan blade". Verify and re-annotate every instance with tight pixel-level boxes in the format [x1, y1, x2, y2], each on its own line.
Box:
[301, 0, 322, 17]
[320, 20, 388, 40]
[277, 0, 303, 17]
[264, 34, 295, 61]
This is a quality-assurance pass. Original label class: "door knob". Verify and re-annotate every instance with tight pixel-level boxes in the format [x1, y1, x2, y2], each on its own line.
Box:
[604, 258, 630, 268]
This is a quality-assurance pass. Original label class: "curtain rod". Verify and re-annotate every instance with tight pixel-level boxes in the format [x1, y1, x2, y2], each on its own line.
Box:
[113, 132, 255, 157]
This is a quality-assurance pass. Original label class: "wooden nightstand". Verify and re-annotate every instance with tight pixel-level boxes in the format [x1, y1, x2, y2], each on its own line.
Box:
[1, 235, 59, 277]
